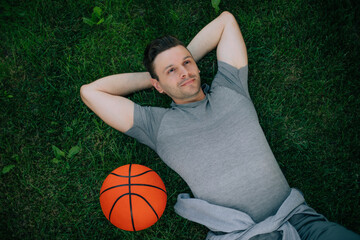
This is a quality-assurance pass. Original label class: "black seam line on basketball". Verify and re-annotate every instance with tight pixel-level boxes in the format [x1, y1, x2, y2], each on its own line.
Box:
[100, 183, 167, 196]
[110, 170, 154, 178]
[109, 193, 130, 221]
[107, 192, 161, 229]
[129, 164, 136, 231]
[132, 193, 160, 220]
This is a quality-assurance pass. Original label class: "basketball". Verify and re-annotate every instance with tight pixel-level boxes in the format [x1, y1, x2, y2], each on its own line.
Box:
[99, 164, 167, 231]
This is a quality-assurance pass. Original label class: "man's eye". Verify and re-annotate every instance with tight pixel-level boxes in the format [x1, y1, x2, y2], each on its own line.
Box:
[168, 68, 175, 74]
[184, 60, 190, 65]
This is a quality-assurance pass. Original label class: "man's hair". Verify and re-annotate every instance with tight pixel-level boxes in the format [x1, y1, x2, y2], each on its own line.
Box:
[143, 35, 186, 81]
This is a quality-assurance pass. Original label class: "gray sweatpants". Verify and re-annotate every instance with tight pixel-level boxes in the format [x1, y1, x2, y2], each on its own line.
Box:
[289, 213, 360, 240]
[251, 214, 360, 240]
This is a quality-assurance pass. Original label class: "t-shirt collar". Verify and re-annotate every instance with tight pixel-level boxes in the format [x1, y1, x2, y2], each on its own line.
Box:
[170, 84, 210, 108]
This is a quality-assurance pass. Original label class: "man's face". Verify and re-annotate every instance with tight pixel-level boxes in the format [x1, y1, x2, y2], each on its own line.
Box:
[151, 45, 204, 105]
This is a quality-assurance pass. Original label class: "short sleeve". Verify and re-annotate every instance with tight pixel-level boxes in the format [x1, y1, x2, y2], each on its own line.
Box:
[212, 61, 250, 99]
[125, 104, 167, 151]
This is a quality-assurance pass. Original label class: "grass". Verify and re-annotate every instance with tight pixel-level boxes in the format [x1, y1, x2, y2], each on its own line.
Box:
[1, 0, 359, 239]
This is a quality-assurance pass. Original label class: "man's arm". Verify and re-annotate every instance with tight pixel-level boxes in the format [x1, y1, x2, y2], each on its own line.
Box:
[187, 11, 247, 69]
[80, 72, 152, 133]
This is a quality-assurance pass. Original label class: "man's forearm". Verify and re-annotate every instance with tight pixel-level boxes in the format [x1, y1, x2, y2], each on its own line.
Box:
[80, 71, 153, 133]
[187, 11, 247, 69]
[187, 12, 230, 62]
[83, 72, 153, 96]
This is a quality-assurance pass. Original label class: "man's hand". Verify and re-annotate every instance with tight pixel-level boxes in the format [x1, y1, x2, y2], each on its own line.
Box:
[187, 11, 247, 69]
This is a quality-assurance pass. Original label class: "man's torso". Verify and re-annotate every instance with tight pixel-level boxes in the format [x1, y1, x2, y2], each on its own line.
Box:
[126, 62, 290, 222]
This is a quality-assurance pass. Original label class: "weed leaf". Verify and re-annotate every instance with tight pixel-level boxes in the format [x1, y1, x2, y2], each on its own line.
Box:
[2, 165, 15, 174]
[67, 146, 80, 159]
[83, 6, 109, 26]
[97, 18, 105, 25]
[52, 145, 65, 159]
[83, 17, 95, 26]
[93, 6, 102, 19]
[211, 0, 221, 13]
[52, 158, 61, 164]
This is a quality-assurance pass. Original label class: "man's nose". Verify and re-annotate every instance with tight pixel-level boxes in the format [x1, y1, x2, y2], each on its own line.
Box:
[179, 66, 189, 78]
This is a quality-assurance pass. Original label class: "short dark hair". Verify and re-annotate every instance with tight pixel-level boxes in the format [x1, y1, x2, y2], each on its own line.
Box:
[143, 35, 186, 80]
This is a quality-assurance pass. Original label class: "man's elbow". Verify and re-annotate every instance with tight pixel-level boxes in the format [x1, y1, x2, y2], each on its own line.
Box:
[220, 11, 238, 24]
[220, 11, 235, 20]
[80, 84, 91, 104]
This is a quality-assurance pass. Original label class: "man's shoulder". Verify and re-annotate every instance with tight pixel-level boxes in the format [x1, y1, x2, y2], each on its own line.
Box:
[211, 61, 249, 98]
[133, 103, 170, 119]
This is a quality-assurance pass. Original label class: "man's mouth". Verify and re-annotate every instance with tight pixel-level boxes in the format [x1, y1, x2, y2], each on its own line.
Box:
[180, 78, 195, 87]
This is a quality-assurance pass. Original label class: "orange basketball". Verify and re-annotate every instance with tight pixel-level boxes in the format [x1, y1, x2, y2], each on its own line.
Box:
[99, 164, 167, 231]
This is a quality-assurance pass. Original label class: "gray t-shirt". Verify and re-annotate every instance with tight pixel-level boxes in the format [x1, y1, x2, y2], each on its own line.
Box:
[125, 61, 290, 222]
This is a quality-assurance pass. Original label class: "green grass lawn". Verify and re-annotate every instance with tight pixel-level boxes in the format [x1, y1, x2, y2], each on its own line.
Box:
[1, 0, 359, 239]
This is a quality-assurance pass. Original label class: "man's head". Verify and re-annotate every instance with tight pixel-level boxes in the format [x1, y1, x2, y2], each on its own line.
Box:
[143, 36, 204, 104]
[143, 36, 185, 81]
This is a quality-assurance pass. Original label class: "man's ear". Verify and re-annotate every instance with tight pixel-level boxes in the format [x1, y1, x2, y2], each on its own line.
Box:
[150, 78, 164, 94]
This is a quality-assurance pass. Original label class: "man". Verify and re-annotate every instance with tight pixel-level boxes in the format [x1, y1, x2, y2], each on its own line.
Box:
[81, 11, 359, 239]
